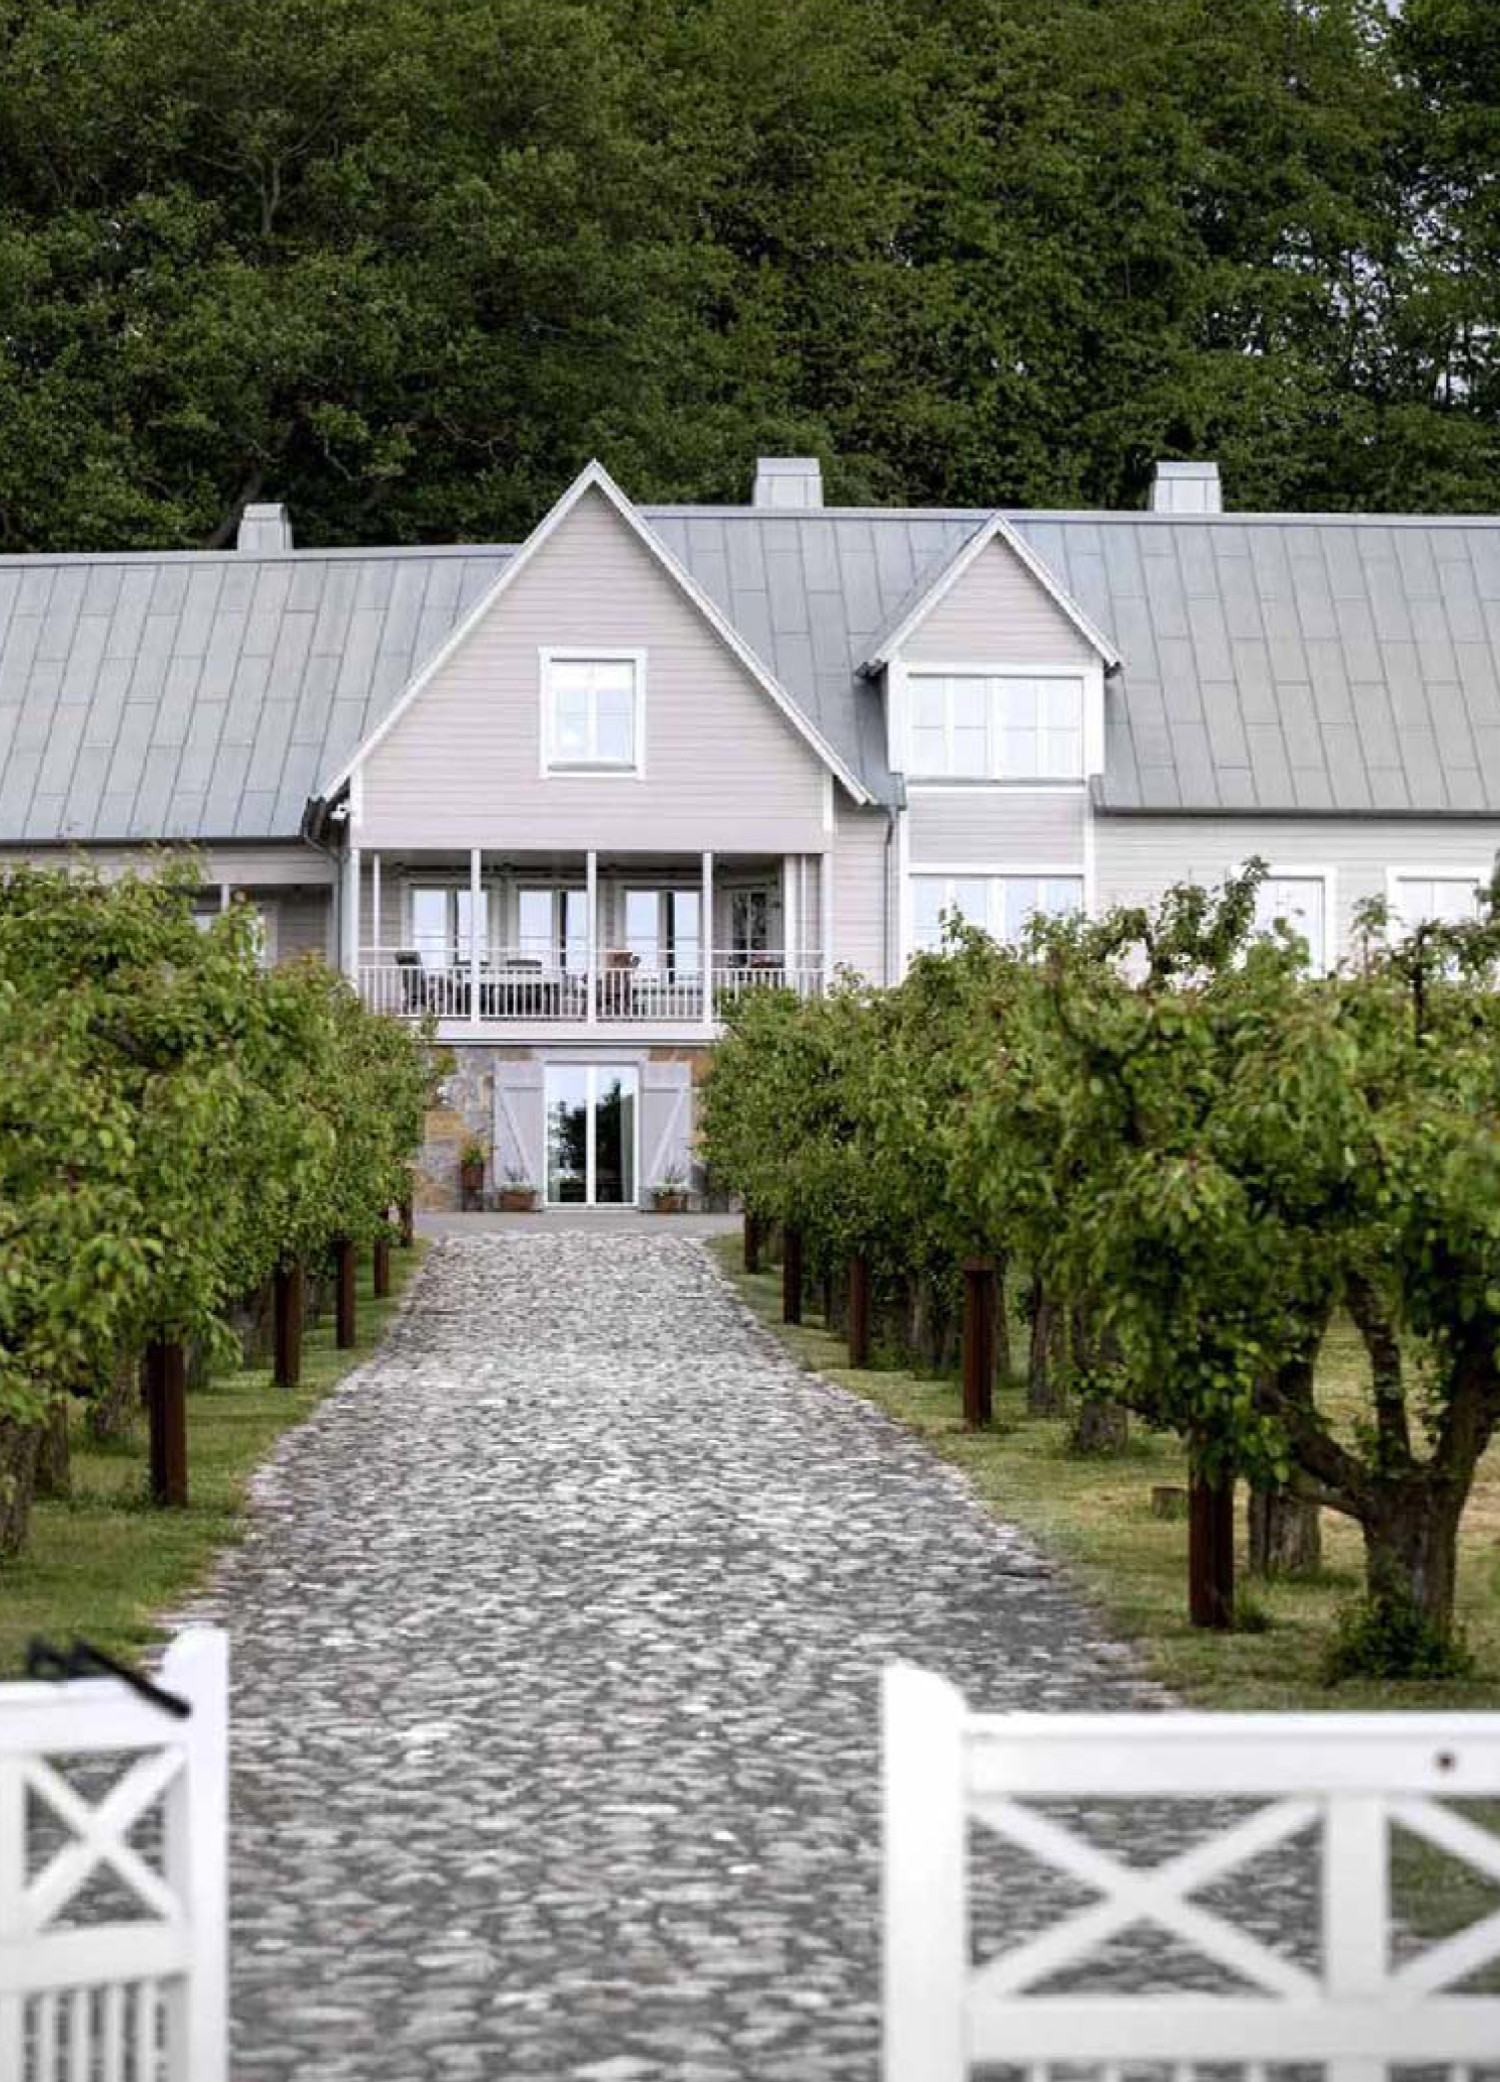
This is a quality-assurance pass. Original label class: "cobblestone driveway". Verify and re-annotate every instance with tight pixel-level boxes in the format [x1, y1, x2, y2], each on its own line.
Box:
[204, 1234, 1163, 2081]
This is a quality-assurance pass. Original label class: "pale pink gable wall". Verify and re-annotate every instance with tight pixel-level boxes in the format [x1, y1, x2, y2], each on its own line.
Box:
[359, 487, 831, 851]
[900, 537, 1097, 666]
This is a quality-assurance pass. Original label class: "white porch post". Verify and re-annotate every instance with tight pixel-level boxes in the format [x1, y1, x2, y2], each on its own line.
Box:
[469, 847, 482, 1030]
[701, 850, 715, 1024]
[218, 881, 231, 913]
[782, 854, 798, 980]
[341, 844, 360, 982]
[370, 851, 382, 961]
[586, 850, 598, 1026]
[820, 849, 833, 993]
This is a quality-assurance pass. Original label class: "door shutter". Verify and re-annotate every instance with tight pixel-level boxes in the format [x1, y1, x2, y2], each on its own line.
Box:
[492, 1061, 546, 1191]
[642, 1062, 694, 1195]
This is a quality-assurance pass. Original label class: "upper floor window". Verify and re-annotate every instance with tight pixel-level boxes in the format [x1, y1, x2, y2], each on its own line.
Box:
[911, 873, 1083, 954]
[542, 652, 643, 774]
[1389, 874, 1481, 932]
[1251, 874, 1327, 973]
[908, 673, 1084, 781]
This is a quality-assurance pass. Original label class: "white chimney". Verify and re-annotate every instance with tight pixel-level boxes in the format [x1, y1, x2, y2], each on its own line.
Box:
[1149, 460, 1222, 515]
[237, 501, 294, 553]
[752, 457, 824, 510]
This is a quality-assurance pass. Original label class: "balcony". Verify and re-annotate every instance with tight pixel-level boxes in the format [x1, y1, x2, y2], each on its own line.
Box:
[358, 944, 823, 1030]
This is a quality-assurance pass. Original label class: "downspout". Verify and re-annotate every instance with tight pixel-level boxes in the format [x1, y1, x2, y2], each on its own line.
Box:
[299, 795, 345, 967]
[883, 776, 906, 986]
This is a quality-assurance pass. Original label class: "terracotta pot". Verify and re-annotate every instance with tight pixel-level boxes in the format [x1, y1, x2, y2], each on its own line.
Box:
[498, 1186, 537, 1213]
[651, 1191, 689, 1215]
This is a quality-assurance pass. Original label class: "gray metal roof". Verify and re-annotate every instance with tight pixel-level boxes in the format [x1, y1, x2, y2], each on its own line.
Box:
[5, 500, 1500, 842]
[1012, 513, 1500, 815]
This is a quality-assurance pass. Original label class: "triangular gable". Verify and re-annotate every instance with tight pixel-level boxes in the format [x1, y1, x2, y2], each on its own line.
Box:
[320, 460, 873, 803]
[859, 511, 1119, 675]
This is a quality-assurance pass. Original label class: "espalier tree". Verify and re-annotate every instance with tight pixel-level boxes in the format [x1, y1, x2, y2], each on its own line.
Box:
[705, 865, 1500, 1668]
[0, 860, 437, 1557]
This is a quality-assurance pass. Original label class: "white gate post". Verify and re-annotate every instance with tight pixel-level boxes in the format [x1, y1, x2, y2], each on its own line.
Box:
[883, 1663, 967, 2082]
[1324, 1790, 1387, 2082]
[163, 1629, 230, 2082]
[0, 1749, 23, 2079]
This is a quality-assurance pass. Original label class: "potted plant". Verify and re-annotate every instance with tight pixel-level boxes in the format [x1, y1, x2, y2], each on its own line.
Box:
[498, 1165, 539, 1214]
[458, 1136, 487, 1211]
[651, 1169, 690, 1215]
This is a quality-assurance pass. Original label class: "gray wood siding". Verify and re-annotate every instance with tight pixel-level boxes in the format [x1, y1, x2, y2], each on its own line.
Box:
[832, 802, 891, 981]
[908, 788, 1087, 866]
[359, 488, 831, 851]
[274, 888, 332, 962]
[901, 539, 1097, 666]
[1095, 815, 1500, 955]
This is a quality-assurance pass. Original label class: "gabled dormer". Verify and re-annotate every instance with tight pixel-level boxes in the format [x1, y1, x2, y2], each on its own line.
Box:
[861, 512, 1118, 791]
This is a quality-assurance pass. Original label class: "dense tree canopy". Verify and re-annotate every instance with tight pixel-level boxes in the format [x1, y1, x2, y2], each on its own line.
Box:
[1, 0, 1497, 550]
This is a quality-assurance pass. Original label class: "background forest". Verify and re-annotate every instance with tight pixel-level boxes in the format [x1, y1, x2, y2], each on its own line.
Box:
[1, 0, 1498, 550]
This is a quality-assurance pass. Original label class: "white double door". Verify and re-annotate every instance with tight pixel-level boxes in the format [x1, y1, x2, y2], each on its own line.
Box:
[544, 1065, 639, 1206]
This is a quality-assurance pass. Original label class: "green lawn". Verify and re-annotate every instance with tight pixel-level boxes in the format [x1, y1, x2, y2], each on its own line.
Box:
[709, 1235, 1500, 1712]
[0, 1240, 427, 1676]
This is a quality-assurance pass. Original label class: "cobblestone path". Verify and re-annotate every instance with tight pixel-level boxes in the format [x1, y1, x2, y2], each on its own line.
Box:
[202, 1234, 1164, 2082]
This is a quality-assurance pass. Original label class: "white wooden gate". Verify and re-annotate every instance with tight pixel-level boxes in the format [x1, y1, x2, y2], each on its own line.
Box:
[0, 1628, 228, 2082]
[883, 1661, 1500, 2081]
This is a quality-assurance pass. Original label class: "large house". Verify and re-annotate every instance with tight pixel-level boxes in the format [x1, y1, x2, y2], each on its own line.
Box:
[3, 455, 1497, 1207]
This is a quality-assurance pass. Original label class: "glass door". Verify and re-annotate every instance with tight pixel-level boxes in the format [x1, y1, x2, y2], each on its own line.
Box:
[545, 1065, 639, 1206]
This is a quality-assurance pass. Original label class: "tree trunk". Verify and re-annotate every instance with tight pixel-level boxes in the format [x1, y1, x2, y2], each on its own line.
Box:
[1189, 1467, 1236, 1629]
[1360, 1480, 1466, 1637]
[373, 1236, 391, 1299]
[1248, 1484, 1322, 1577]
[86, 1350, 139, 1444]
[782, 1227, 804, 1325]
[0, 1416, 40, 1559]
[1027, 1288, 1067, 1415]
[908, 1273, 957, 1374]
[961, 1260, 997, 1429]
[145, 1340, 188, 1508]
[335, 1237, 357, 1349]
[34, 1399, 70, 1500]
[1070, 1400, 1130, 1455]
[823, 1266, 846, 1334]
[1065, 1303, 1128, 1452]
[274, 1262, 304, 1389]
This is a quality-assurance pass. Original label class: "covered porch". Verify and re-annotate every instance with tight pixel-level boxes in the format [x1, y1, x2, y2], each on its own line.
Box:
[345, 847, 828, 1032]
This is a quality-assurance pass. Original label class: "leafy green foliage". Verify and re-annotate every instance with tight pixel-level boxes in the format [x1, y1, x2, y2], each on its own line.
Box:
[0, 859, 438, 1548]
[703, 865, 1500, 1663]
[0, 0, 1495, 546]
[1326, 1589, 1477, 1684]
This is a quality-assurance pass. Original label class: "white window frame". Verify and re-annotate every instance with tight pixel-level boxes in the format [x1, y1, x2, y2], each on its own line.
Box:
[405, 879, 493, 964]
[1242, 863, 1337, 977]
[1384, 865, 1488, 938]
[539, 647, 646, 779]
[543, 1062, 641, 1207]
[905, 863, 1086, 962]
[888, 659, 1105, 786]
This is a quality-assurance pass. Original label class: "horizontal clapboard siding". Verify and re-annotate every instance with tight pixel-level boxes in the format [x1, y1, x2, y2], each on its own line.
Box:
[360, 488, 831, 851]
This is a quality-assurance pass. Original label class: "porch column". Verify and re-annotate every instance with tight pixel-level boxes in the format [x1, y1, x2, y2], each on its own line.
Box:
[820, 849, 833, 992]
[586, 850, 598, 1027]
[701, 850, 715, 1026]
[341, 844, 360, 981]
[370, 851, 382, 961]
[469, 847, 482, 1031]
[218, 881, 231, 913]
[782, 855, 799, 979]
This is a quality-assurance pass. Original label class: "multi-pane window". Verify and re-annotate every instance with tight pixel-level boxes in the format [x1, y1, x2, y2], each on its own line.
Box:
[411, 886, 490, 969]
[544, 654, 641, 771]
[623, 889, 702, 974]
[730, 888, 770, 959]
[1389, 876, 1481, 931]
[911, 874, 1084, 954]
[907, 674, 1085, 780]
[1251, 876, 1327, 972]
[518, 887, 588, 970]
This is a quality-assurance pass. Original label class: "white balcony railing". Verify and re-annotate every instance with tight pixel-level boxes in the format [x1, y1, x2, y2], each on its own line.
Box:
[357, 947, 824, 1023]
